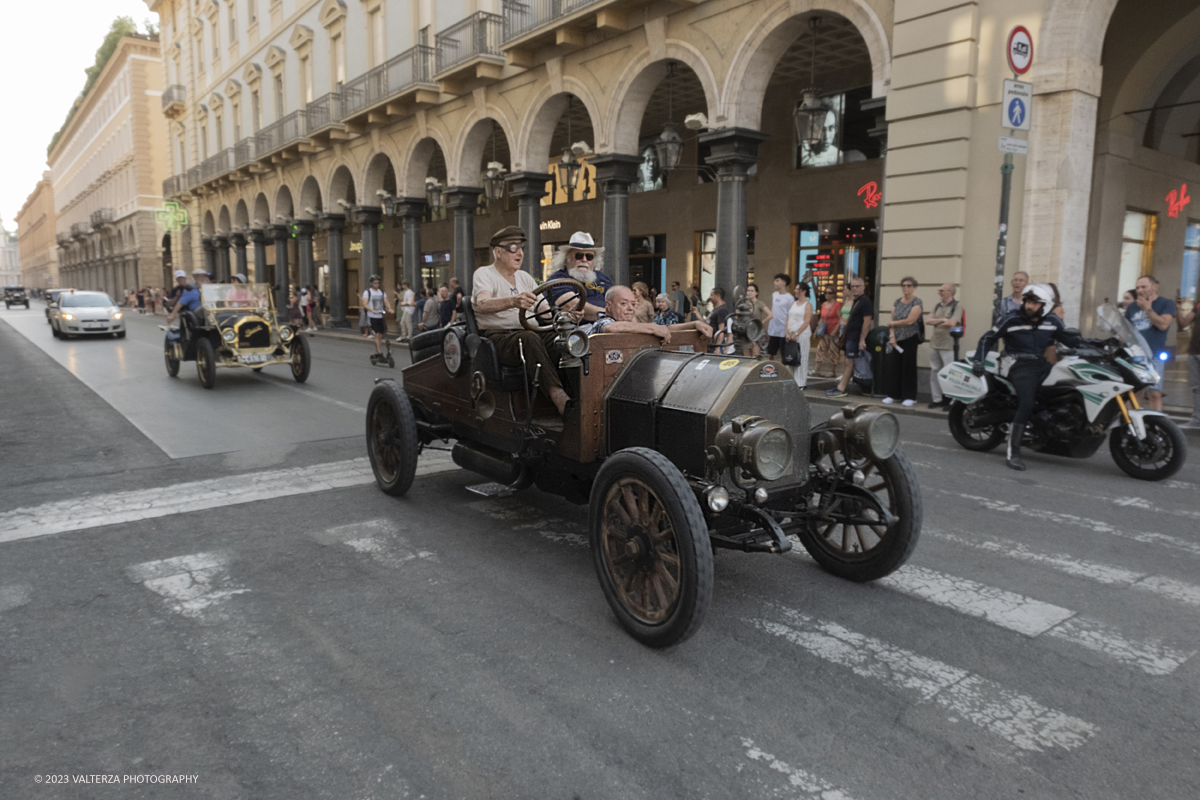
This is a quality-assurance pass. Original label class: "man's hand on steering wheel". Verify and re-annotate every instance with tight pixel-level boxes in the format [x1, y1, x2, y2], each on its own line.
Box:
[519, 278, 588, 331]
[512, 292, 538, 310]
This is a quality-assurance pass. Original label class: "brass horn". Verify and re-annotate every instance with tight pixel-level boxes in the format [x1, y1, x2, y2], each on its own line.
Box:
[476, 391, 496, 420]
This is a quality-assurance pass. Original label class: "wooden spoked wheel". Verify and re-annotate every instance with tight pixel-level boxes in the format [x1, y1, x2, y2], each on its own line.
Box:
[600, 477, 683, 625]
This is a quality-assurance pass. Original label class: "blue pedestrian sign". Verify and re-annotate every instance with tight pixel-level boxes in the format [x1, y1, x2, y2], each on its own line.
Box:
[1002, 79, 1032, 132]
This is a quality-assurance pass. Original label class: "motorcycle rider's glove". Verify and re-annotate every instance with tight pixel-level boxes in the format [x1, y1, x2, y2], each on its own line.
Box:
[972, 361, 986, 377]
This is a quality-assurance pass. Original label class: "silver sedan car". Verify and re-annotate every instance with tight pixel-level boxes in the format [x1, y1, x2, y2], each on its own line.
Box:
[51, 290, 127, 339]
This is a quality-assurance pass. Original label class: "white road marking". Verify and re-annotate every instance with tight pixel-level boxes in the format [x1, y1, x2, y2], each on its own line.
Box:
[313, 519, 437, 567]
[0, 454, 457, 545]
[740, 738, 859, 799]
[126, 551, 248, 618]
[0, 584, 32, 613]
[879, 566, 1075, 636]
[1046, 617, 1194, 676]
[251, 373, 368, 413]
[752, 605, 1097, 753]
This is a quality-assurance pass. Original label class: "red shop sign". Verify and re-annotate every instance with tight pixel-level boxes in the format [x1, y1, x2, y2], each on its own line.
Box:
[858, 181, 881, 209]
[1167, 183, 1191, 218]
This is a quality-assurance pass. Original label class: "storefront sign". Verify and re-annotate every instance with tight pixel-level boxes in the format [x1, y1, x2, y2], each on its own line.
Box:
[350, 241, 363, 253]
[1002, 80, 1032, 131]
[1006, 26, 1033, 75]
[154, 201, 189, 233]
[1167, 184, 1191, 218]
[999, 136, 1028, 155]
[539, 220, 561, 231]
[857, 181, 881, 209]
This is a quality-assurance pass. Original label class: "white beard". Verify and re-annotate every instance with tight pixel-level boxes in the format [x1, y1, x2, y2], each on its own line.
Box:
[569, 265, 596, 284]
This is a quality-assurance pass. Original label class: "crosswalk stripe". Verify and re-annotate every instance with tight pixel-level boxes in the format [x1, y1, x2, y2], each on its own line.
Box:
[752, 604, 1097, 753]
[126, 551, 248, 619]
[1045, 617, 1194, 676]
[741, 738, 861, 798]
[0, 453, 457, 545]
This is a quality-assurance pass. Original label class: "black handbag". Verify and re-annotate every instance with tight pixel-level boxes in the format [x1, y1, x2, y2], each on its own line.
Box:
[782, 339, 801, 366]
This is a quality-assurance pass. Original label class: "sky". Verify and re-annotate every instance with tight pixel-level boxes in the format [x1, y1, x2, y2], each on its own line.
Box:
[0, 0, 158, 232]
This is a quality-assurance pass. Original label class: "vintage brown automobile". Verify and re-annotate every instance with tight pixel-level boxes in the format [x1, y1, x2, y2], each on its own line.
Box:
[366, 278, 921, 647]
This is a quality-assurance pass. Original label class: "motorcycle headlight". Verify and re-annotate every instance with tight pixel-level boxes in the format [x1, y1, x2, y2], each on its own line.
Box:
[279, 327, 293, 342]
[222, 328, 236, 343]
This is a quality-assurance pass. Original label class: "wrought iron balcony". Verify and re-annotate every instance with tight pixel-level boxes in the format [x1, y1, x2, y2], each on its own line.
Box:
[254, 110, 307, 156]
[306, 92, 343, 133]
[185, 166, 202, 190]
[162, 84, 186, 117]
[436, 12, 504, 74]
[200, 148, 237, 182]
[234, 137, 256, 166]
[502, 0, 604, 43]
[89, 208, 114, 229]
[342, 45, 435, 119]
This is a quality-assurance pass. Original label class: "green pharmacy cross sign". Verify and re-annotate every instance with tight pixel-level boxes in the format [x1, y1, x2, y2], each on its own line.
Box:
[155, 201, 190, 233]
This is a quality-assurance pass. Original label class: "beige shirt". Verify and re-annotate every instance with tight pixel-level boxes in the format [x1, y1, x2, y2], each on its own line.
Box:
[472, 264, 539, 330]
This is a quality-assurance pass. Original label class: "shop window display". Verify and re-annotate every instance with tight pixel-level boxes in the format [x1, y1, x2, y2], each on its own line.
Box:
[1118, 210, 1156, 299]
[793, 220, 877, 304]
[631, 235, 667, 291]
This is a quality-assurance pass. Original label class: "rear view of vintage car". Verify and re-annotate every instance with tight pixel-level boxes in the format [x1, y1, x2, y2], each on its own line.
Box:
[366, 278, 921, 647]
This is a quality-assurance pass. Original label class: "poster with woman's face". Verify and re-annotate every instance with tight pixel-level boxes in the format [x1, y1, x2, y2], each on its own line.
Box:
[634, 140, 664, 192]
[798, 93, 845, 169]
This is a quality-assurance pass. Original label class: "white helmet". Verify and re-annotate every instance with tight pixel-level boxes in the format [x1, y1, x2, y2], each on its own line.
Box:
[1022, 283, 1056, 308]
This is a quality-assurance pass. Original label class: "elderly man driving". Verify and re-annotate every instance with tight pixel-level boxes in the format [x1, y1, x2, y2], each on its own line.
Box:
[587, 285, 713, 343]
[472, 226, 573, 415]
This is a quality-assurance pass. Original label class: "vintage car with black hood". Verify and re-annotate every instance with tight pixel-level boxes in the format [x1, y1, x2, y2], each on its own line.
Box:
[366, 279, 921, 647]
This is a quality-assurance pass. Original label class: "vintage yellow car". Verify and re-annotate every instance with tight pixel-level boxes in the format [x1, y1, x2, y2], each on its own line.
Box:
[163, 282, 311, 389]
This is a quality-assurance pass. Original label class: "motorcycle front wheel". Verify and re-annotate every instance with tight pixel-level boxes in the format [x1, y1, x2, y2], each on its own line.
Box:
[1109, 417, 1187, 481]
[948, 401, 1006, 452]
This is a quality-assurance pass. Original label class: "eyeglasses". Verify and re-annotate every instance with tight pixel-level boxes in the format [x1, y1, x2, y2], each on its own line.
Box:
[496, 242, 524, 253]
[574, 252, 595, 261]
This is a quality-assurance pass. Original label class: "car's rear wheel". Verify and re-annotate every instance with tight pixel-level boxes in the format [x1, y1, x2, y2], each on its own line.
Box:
[290, 334, 311, 383]
[195, 338, 217, 389]
[590, 448, 713, 648]
[366, 380, 419, 496]
[164, 335, 180, 377]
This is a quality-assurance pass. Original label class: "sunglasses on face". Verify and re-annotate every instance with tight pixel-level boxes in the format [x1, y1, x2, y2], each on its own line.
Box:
[496, 242, 524, 253]
[574, 252, 595, 261]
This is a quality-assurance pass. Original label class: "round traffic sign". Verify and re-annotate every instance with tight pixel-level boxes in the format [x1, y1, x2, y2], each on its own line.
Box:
[1007, 26, 1033, 75]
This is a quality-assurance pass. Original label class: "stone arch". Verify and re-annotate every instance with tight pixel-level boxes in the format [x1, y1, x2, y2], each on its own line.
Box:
[328, 164, 357, 208]
[606, 44, 721, 155]
[450, 110, 518, 187]
[721, 0, 891, 130]
[362, 151, 398, 201]
[298, 176, 323, 219]
[234, 198, 250, 228]
[274, 184, 294, 221]
[516, 81, 604, 171]
[400, 131, 452, 197]
[252, 193, 271, 227]
[218, 205, 232, 232]
[203, 210, 216, 235]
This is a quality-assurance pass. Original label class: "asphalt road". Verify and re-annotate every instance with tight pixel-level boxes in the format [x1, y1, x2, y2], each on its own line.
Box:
[2, 303, 1199, 800]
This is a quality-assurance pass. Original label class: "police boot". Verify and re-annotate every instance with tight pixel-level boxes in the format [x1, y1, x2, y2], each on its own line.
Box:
[1006, 423, 1027, 471]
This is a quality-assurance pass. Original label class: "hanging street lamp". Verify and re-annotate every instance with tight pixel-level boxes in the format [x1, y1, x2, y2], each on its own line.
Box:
[793, 17, 833, 152]
[655, 63, 684, 171]
[557, 96, 582, 194]
[482, 122, 508, 203]
[425, 177, 443, 210]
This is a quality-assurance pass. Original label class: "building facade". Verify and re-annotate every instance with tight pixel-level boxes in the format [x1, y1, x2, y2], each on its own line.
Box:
[0, 218, 20, 287]
[146, 0, 1200, 361]
[50, 35, 170, 298]
[16, 173, 59, 291]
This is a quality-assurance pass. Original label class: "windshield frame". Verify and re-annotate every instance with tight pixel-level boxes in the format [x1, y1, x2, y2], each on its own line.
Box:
[200, 283, 272, 313]
[60, 292, 116, 308]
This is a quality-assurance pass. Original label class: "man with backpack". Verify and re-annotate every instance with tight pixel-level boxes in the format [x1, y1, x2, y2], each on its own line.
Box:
[927, 282, 965, 409]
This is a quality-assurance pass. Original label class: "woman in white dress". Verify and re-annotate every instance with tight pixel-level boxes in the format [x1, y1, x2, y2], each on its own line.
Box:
[785, 281, 813, 387]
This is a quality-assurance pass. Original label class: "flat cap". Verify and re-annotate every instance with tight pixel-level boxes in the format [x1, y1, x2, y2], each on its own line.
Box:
[489, 225, 527, 247]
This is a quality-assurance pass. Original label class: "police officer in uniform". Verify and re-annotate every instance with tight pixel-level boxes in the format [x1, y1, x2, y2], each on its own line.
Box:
[972, 284, 1082, 471]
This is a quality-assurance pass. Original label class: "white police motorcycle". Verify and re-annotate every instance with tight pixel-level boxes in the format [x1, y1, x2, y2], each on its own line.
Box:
[937, 304, 1187, 481]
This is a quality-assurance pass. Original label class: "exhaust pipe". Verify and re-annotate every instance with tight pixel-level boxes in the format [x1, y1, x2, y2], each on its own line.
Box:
[452, 441, 523, 485]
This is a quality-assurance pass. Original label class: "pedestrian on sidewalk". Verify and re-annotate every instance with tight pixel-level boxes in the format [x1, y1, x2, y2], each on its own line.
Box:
[814, 287, 843, 377]
[927, 282, 963, 409]
[784, 281, 812, 387]
[826, 277, 874, 399]
[1125, 274, 1175, 411]
[765, 274, 794, 362]
[398, 281, 415, 341]
[883, 278, 924, 407]
[1174, 294, 1198, 428]
[437, 283, 457, 327]
[743, 283, 771, 357]
[1001, 271, 1029, 316]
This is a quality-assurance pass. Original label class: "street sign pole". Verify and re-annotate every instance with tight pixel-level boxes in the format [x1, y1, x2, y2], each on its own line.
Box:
[993, 152, 1014, 325]
[993, 25, 1034, 324]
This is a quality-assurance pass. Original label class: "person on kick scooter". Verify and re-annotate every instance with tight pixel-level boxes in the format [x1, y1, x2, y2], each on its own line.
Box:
[972, 283, 1082, 471]
[362, 275, 394, 365]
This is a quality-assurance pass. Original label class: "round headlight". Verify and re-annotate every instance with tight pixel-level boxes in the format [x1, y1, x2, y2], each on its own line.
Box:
[566, 329, 590, 357]
[222, 329, 236, 343]
[742, 424, 794, 482]
[279, 327, 293, 342]
[705, 485, 730, 512]
[843, 411, 899, 461]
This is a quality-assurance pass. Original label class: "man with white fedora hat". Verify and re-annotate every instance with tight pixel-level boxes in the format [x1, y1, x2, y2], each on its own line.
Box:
[546, 230, 612, 319]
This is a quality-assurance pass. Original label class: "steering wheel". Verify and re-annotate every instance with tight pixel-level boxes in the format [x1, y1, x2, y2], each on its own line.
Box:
[519, 277, 588, 332]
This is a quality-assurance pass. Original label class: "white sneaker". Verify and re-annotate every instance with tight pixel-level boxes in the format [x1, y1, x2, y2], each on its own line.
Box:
[902, 399, 916, 407]
[882, 397, 895, 404]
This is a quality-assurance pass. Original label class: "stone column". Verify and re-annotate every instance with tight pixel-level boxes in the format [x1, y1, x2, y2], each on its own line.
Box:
[201, 237, 217, 278]
[321, 213, 349, 327]
[248, 229, 267, 282]
[215, 235, 232, 282]
[591, 155, 641, 287]
[505, 172, 554, 276]
[444, 187, 485, 294]
[269, 224, 290, 315]
[393, 198, 426, 292]
[700, 128, 767, 296]
[352, 205, 383, 292]
[294, 219, 316, 287]
[231, 232, 248, 280]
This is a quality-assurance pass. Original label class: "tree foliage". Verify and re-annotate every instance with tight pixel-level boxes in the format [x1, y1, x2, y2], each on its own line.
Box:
[47, 17, 153, 158]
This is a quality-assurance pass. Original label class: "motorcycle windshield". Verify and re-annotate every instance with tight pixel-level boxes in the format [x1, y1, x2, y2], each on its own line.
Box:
[1095, 303, 1154, 363]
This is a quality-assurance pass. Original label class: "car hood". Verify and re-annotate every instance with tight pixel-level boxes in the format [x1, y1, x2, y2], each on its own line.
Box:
[61, 306, 120, 315]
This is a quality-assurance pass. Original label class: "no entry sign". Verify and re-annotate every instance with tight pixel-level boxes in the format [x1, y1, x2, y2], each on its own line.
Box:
[1007, 26, 1033, 75]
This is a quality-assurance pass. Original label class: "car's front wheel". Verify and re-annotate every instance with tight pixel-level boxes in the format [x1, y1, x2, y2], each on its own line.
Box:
[366, 380, 419, 496]
[195, 338, 217, 389]
[590, 448, 713, 648]
[164, 335, 180, 377]
[290, 334, 311, 383]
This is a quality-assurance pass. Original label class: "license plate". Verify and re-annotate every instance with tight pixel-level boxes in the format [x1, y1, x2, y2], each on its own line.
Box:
[85, 324, 105, 329]
[239, 354, 270, 364]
